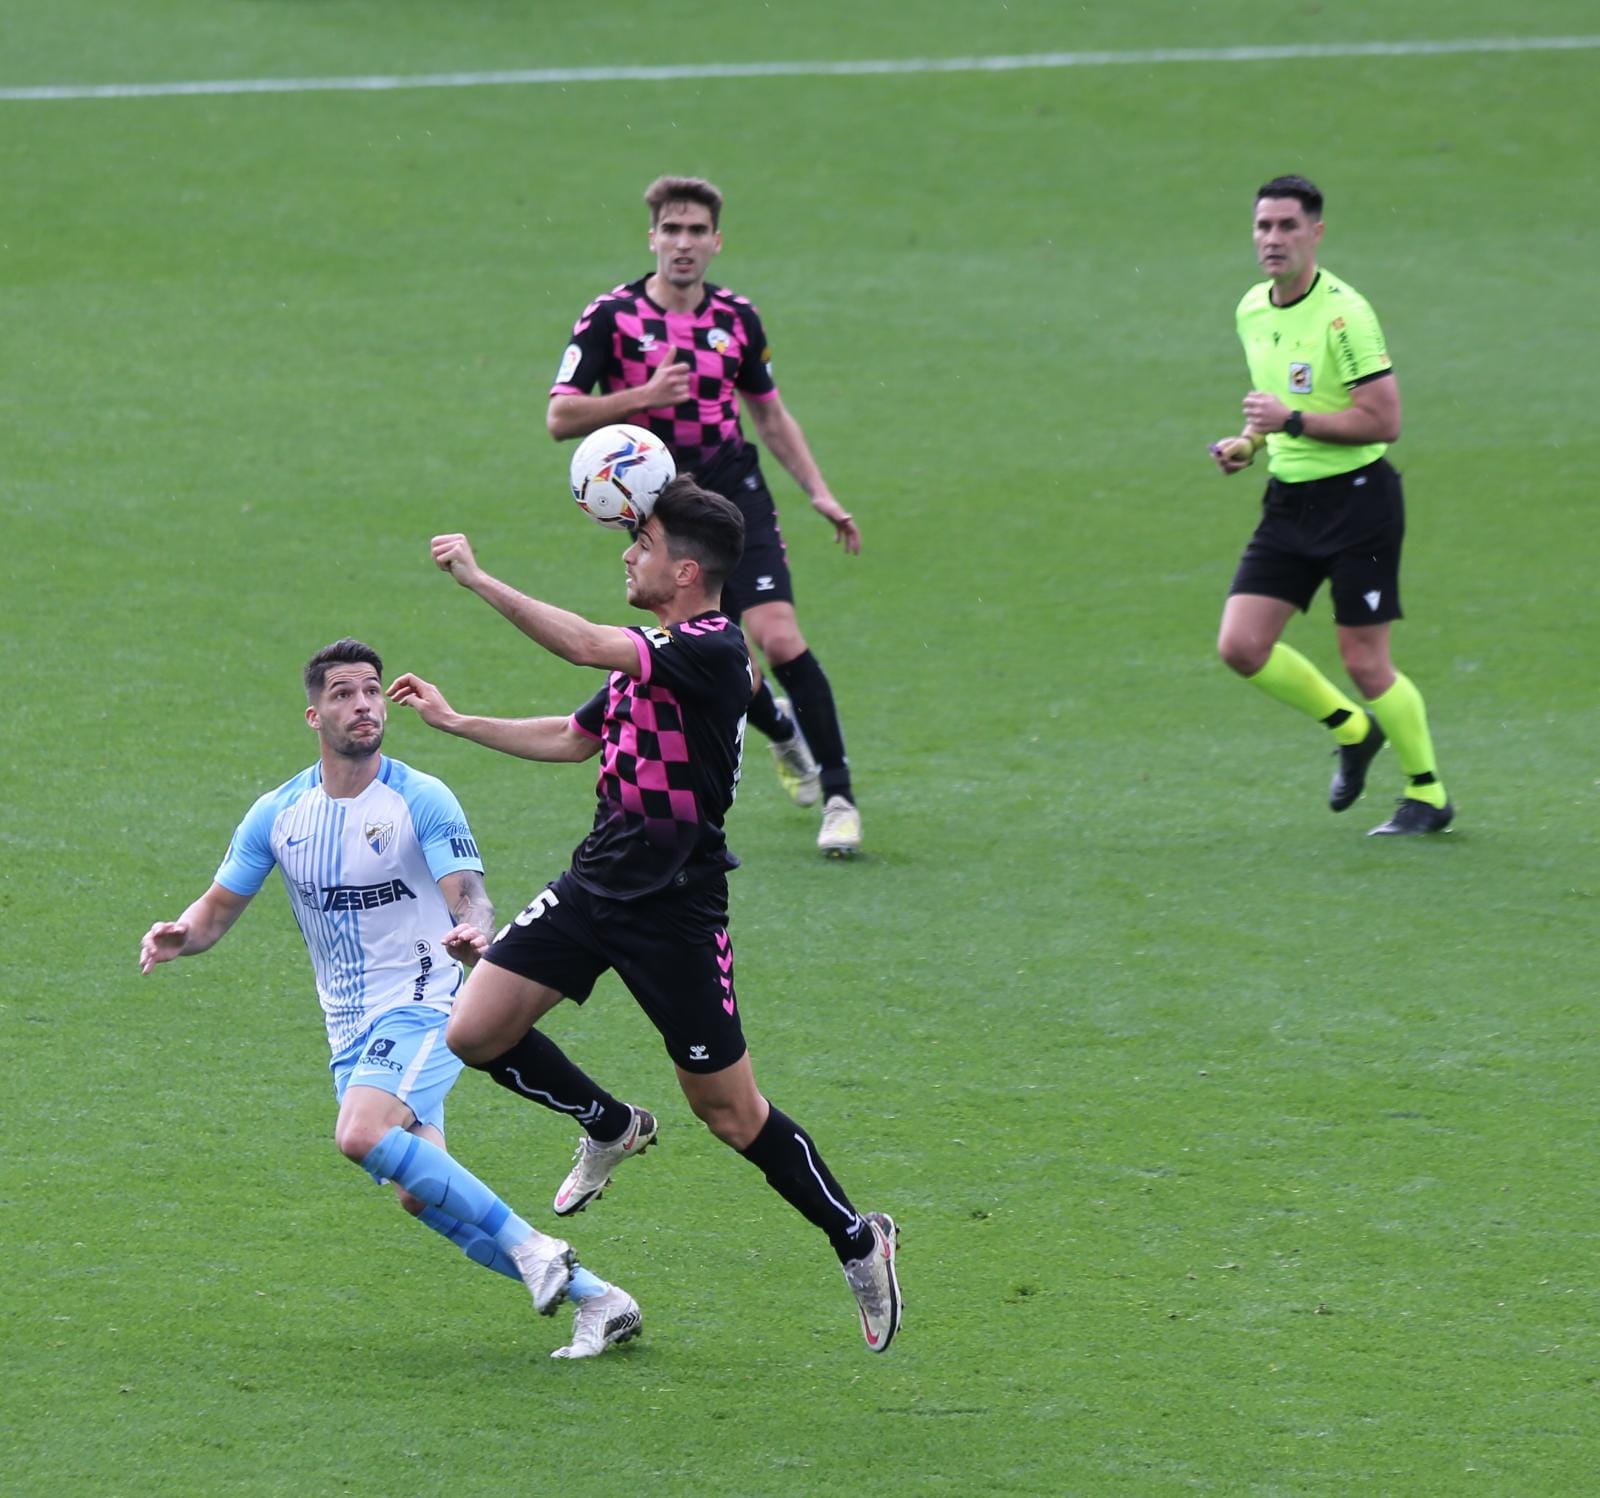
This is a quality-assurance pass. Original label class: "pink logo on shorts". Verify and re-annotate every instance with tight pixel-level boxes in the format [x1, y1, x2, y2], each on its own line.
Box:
[715, 928, 735, 1014]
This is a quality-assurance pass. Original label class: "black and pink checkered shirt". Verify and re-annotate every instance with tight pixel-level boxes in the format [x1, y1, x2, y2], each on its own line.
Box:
[552, 277, 779, 472]
[566, 614, 751, 900]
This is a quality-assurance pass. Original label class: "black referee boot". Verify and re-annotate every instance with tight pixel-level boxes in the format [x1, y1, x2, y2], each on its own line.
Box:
[1329, 716, 1386, 812]
[1369, 798, 1455, 836]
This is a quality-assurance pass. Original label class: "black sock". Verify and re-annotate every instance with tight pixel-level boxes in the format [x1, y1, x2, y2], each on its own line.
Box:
[476, 1028, 633, 1140]
[771, 650, 851, 801]
[738, 1105, 873, 1261]
[746, 678, 793, 742]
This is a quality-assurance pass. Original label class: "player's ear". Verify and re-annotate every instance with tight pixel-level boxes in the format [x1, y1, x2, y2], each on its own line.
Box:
[305, 704, 319, 732]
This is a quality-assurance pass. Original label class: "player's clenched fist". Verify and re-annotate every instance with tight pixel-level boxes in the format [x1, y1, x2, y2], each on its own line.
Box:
[640, 355, 693, 409]
[431, 533, 482, 585]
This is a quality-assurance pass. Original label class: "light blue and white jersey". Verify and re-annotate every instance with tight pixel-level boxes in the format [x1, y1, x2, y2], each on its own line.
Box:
[215, 756, 484, 1054]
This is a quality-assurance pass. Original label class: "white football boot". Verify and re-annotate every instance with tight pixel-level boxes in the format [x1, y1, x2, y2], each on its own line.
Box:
[508, 1231, 575, 1316]
[553, 1107, 658, 1217]
[769, 698, 822, 807]
[551, 1286, 644, 1359]
[841, 1211, 902, 1353]
[817, 795, 863, 858]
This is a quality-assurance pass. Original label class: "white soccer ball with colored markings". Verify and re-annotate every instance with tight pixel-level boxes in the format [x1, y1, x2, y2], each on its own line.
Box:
[568, 424, 677, 531]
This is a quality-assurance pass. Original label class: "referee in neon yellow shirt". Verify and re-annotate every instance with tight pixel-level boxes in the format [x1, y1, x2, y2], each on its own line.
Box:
[1211, 175, 1452, 835]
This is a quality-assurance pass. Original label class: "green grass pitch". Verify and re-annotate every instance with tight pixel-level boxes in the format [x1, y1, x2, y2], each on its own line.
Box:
[5, 2, 1598, 1493]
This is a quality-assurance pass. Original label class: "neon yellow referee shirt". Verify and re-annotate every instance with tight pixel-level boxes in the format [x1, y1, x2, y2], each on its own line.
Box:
[1236, 268, 1393, 483]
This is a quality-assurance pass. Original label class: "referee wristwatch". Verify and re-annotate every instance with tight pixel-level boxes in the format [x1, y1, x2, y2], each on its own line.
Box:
[1283, 409, 1305, 438]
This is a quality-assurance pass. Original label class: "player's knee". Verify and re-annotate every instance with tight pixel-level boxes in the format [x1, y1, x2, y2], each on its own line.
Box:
[762, 628, 807, 666]
[687, 1093, 762, 1150]
[746, 609, 806, 664]
[334, 1116, 383, 1164]
[1217, 630, 1267, 677]
[1345, 660, 1393, 700]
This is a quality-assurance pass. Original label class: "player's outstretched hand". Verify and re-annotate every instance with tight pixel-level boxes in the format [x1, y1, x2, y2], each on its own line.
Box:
[432, 533, 484, 587]
[139, 921, 187, 974]
[387, 672, 460, 732]
[442, 923, 490, 965]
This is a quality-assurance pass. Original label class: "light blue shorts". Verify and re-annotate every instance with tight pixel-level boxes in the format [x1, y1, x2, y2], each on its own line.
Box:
[331, 1005, 465, 1135]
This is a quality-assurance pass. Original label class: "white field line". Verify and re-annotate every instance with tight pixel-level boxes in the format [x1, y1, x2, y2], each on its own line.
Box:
[2, 35, 1598, 103]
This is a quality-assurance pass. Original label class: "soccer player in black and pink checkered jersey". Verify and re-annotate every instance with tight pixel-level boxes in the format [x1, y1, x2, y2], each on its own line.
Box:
[548, 175, 863, 857]
[387, 478, 902, 1353]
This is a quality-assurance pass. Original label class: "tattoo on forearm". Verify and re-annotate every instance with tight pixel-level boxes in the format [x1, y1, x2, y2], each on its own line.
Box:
[448, 870, 495, 934]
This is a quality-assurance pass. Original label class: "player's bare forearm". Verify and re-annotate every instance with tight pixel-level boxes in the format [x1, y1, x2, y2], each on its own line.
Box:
[747, 397, 859, 550]
[547, 354, 693, 440]
[1299, 404, 1401, 444]
[748, 399, 826, 497]
[465, 572, 638, 672]
[440, 869, 495, 937]
[435, 712, 600, 763]
[139, 884, 251, 972]
[547, 392, 652, 441]
[1242, 375, 1401, 445]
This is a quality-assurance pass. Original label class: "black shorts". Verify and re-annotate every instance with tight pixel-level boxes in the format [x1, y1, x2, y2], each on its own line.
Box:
[483, 871, 747, 1073]
[691, 444, 794, 622]
[1229, 458, 1405, 626]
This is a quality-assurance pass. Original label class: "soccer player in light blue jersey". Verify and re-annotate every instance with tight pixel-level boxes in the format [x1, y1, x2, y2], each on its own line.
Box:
[138, 638, 641, 1359]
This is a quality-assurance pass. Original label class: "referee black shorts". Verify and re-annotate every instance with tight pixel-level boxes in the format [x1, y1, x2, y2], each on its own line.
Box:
[691, 444, 795, 623]
[1229, 458, 1405, 626]
[483, 871, 748, 1074]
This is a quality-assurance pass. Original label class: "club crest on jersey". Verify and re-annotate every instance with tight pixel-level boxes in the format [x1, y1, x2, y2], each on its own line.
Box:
[365, 820, 394, 855]
[1289, 362, 1313, 395]
[706, 327, 732, 354]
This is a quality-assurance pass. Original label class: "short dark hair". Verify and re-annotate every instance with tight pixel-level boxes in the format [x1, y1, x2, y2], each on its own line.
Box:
[644, 175, 724, 228]
[304, 638, 382, 700]
[652, 477, 745, 592]
[1256, 175, 1323, 220]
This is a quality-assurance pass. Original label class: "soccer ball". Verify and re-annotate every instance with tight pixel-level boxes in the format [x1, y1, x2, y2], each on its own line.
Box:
[568, 424, 676, 531]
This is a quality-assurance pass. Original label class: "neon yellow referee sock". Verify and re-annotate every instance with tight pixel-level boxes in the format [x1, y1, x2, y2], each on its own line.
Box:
[1366, 671, 1448, 807]
[1245, 644, 1371, 744]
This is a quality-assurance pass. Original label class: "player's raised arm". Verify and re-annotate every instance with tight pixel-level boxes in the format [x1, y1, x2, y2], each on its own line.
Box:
[138, 883, 253, 973]
[428, 534, 641, 673]
[388, 672, 602, 763]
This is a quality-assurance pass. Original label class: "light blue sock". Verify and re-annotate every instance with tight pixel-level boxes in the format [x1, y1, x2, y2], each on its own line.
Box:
[416, 1207, 521, 1281]
[362, 1127, 534, 1255]
[568, 1265, 610, 1302]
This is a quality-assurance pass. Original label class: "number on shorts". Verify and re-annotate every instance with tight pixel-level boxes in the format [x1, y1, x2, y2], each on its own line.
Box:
[512, 887, 562, 928]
